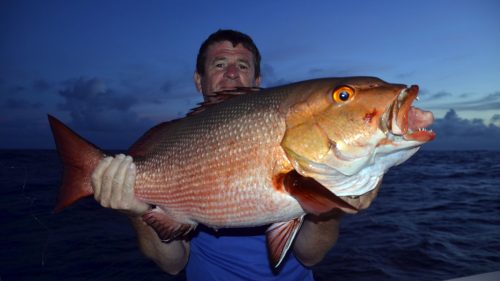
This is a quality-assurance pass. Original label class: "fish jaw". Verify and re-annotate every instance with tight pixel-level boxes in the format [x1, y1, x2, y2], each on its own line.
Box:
[382, 85, 436, 147]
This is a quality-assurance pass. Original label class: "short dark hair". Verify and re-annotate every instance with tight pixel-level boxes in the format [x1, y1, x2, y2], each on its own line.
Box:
[196, 29, 261, 78]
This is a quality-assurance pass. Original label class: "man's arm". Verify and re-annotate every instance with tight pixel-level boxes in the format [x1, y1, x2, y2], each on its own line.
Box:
[128, 216, 190, 274]
[292, 212, 342, 266]
[293, 184, 381, 266]
[91, 155, 189, 275]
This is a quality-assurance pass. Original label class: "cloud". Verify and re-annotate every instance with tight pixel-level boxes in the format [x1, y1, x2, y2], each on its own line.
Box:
[304, 61, 392, 79]
[115, 63, 200, 109]
[491, 114, 500, 126]
[306, 66, 356, 77]
[59, 77, 136, 110]
[161, 80, 173, 94]
[431, 109, 500, 137]
[8, 85, 27, 95]
[260, 63, 290, 87]
[425, 109, 500, 150]
[0, 114, 55, 148]
[453, 92, 500, 110]
[32, 79, 52, 92]
[57, 77, 151, 132]
[427, 91, 500, 111]
[0, 64, 200, 149]
[394, 70, 416, 79]
[429, 91, 453, 100]
[2, 98, 42, 109]
[1, 79, 52, 98]
[0, 79, 37, 97]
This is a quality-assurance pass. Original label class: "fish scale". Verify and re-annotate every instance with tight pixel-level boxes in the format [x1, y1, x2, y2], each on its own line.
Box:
[132, 90, 298, 227]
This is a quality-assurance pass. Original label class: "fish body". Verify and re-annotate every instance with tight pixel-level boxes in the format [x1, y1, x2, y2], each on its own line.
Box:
[49, 77, 435, 267]
[133, 83, 299, 228]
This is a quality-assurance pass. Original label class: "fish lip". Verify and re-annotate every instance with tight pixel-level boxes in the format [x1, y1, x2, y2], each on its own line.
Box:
[382, 85, 436, 142]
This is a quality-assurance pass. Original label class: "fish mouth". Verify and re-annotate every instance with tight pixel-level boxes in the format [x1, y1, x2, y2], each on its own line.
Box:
[381, 85, 436, 143]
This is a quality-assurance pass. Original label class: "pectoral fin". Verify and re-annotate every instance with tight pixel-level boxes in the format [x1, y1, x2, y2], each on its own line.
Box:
[142, 207, 195, 242]
[266, 215, 304, 268]
[282, 170, 357, 215]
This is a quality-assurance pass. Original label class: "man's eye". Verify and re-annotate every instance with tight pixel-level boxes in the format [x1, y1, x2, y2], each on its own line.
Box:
[215, 63, 224, 68]
[239, 64, 248, 70]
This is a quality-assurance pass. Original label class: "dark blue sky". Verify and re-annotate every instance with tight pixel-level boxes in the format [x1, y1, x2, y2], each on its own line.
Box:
[1, 0, 499, 150]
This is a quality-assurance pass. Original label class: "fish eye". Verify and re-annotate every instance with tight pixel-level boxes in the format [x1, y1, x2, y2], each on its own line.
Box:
[332, 86, 354, 103]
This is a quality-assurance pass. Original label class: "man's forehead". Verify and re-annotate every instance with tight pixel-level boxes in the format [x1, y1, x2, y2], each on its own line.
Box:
[206, 41, 254, 60]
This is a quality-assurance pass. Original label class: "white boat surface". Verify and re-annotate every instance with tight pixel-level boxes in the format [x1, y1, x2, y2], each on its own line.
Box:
[445, 271, 500, 281]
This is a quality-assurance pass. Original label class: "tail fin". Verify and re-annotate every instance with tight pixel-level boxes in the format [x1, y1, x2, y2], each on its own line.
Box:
[48, 115, 104, 213]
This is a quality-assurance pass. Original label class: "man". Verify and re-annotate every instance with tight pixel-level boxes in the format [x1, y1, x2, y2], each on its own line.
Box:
[91, 30, 379, 280]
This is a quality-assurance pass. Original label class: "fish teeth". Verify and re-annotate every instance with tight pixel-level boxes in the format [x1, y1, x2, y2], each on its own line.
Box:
[409, 128, 431, 133]
[412, 128, 432, 132]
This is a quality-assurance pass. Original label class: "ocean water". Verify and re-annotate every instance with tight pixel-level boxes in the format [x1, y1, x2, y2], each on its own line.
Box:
[0, 150, 499, 281]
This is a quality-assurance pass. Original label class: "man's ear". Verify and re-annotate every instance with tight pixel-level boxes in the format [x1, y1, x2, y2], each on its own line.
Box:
[194, 71, 202, 92]
[255, 76, 261, 87]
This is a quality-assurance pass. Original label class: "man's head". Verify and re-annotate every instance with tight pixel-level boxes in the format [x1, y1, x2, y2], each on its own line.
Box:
[194, 29, 261, 99]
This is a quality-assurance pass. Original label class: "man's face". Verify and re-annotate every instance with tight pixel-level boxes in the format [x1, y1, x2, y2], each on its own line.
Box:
[194, 41, 261, 100]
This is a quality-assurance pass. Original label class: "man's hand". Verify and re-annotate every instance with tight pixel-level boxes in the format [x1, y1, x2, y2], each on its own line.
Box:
[91, 154, 150, 217]
[91, 154, 189, 274]
[294, 183, 381, 266]
[341, 181, 381, 212]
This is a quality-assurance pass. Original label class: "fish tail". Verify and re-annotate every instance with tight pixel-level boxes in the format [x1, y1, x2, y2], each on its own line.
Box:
[48, 115, 105, 213]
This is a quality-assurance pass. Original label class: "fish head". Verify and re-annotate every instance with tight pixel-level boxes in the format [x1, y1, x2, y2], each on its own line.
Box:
[281, 77, 435, 196]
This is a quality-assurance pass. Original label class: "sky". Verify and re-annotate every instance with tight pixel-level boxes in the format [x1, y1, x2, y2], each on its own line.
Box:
[1, 0, 499, 150]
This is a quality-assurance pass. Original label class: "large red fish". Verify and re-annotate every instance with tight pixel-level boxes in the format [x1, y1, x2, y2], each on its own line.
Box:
[49, 77, 435, 267]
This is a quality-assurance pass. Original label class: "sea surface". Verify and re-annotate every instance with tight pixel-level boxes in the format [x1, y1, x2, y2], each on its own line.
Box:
[1, 150, 499, 281]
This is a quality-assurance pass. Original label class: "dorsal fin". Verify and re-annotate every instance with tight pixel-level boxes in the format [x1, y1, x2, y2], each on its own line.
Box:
[128, 119, 181, 157]
[187, 87, 263, 116]
[130, 87, 263, 154]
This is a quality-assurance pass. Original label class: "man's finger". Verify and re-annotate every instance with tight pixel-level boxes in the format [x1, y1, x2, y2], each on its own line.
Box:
[360, 182, 381, 210]
[91, 156, 113, 201]
[121, 161, 150, 216]
[110, 155, 133, 208]
[122, 159, 136, 200]
[100, 154, 125, 207]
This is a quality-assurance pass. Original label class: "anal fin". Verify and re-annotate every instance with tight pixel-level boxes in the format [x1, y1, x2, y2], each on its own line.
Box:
[266, 215, 304, 268]
[282, 170, 357, 215]
[142, 207, 195, 242]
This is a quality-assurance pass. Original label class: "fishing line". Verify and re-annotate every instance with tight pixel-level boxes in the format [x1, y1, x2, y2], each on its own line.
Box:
[19, 156, 126, 279]
[20, 165, 51, 267]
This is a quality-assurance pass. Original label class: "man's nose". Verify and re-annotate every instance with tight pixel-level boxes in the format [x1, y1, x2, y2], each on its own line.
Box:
[224, 64, 239, 79]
